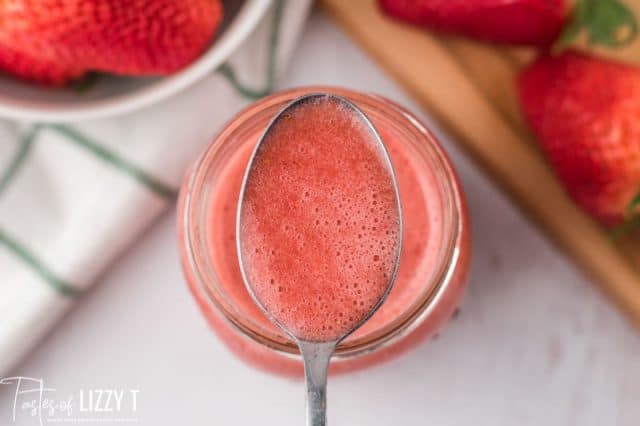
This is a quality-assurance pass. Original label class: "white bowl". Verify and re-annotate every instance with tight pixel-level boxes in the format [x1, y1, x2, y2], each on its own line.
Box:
[0, 0, 271, 122]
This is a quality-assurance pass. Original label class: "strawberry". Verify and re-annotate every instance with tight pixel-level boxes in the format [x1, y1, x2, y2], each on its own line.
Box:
[0, 0, 223, 86]
[0, 44, 84, 86]
[379, 0, 569, 46]
[517, 51, 640, 228]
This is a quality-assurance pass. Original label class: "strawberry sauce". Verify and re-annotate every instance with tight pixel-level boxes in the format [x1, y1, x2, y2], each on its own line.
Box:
[238, 97, 401, 342]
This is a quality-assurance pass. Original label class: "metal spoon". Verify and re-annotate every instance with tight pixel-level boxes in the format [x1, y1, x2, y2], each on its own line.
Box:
[237, 93, 403, 426]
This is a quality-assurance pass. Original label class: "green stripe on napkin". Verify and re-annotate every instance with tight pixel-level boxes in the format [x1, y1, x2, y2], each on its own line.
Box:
[0, 228, 79, 297]
[46, 125, 177, 201]
[0, 127, 37, 195]
[217, 0, 285, 99]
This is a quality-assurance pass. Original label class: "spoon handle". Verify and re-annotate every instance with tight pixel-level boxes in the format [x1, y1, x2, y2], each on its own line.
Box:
[299, 341, 337, 426]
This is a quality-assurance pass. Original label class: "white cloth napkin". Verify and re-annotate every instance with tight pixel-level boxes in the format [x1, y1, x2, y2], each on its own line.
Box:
[0, 0, 311, 375]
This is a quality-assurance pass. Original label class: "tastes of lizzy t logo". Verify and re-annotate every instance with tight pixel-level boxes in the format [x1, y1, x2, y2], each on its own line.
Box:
[1, 376, 139, 424]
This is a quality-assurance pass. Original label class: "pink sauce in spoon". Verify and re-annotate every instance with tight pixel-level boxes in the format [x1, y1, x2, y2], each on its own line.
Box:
[238, 94, 401, 342]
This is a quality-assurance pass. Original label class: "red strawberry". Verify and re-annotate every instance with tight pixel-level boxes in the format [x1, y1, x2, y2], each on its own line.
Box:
[517, 51, 640, 227]
[0, 0, 223, 86]
[379, 0, 569, 46]
[0, 44, 84, 86]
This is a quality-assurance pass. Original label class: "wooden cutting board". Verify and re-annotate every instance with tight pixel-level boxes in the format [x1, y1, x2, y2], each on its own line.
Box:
[321, 0, 640, 327]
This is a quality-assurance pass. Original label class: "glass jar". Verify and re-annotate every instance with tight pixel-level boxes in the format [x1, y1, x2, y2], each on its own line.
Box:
[178, 86, 471, 376]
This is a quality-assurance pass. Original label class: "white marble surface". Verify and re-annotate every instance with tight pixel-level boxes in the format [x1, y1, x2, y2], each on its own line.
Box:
[2, 10, 640, 426]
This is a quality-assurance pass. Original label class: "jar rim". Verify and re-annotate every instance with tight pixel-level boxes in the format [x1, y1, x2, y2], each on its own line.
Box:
[180, 86, 465, 359]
